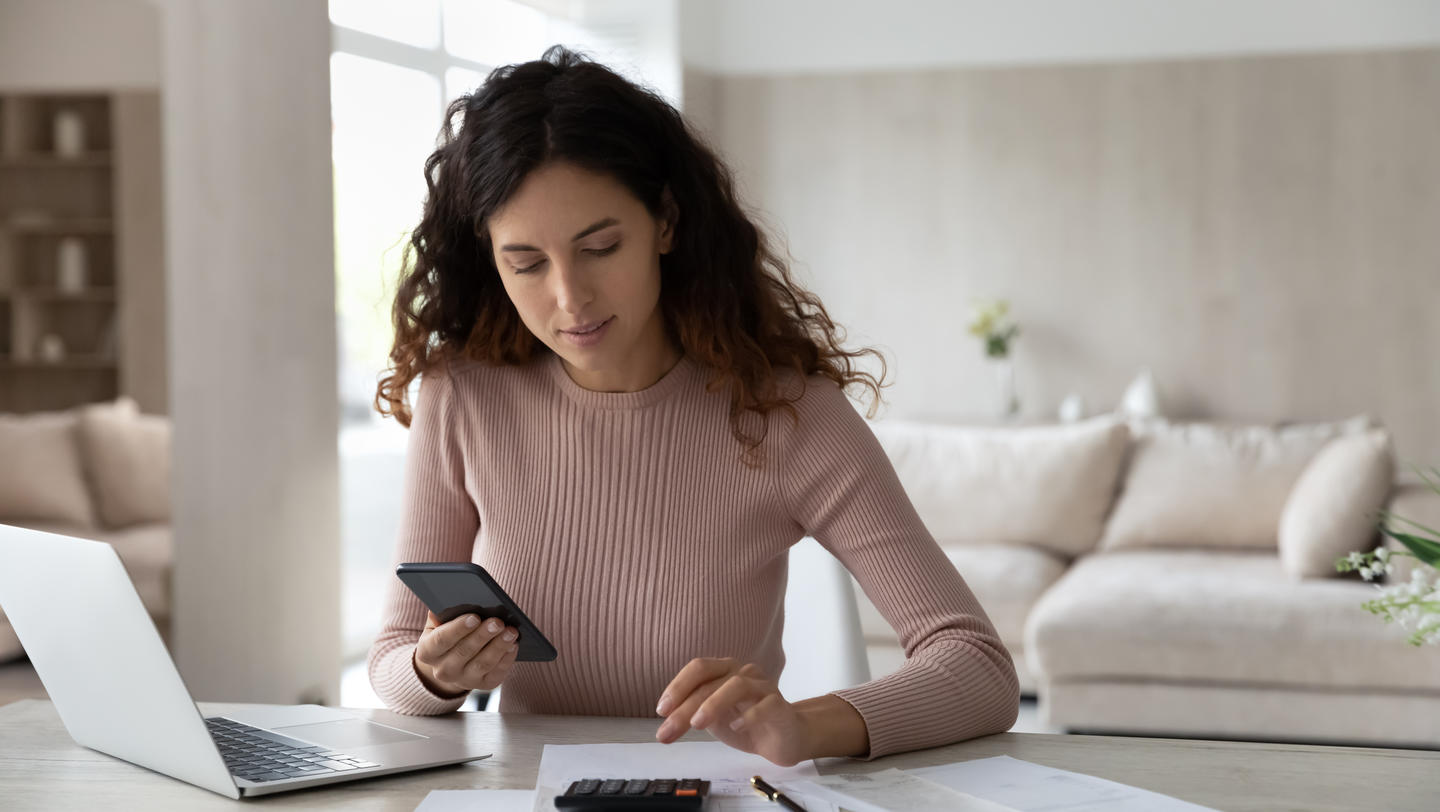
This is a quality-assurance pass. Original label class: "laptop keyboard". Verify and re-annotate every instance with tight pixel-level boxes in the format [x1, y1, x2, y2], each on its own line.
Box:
[205, 717, 380, 783]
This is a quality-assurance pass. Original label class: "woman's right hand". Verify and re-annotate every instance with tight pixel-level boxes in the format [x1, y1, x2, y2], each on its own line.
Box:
[412, 610, 520, 697]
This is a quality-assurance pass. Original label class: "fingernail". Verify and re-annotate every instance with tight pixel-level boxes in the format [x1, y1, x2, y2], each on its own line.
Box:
[656, 722, 674, 742]
[656, 695, 672, 716]
[729, 716, 746, 731]
[690, 711, 708, 728]
[502, 629, 517, 641]
[487, 619, 502, 632]
[465, 616, 479, 628]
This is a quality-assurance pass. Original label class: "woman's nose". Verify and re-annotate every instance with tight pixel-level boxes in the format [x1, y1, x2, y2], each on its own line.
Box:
[549, 260, 593, 314]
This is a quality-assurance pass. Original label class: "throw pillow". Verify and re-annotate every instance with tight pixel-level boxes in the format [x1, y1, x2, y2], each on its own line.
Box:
[1100, 415, 1374, 551]
[77, 401, 171, 528]
[1278, 429, 1394, 579]
[870, 416, 1129, 557]
[0, 410, 94, 526]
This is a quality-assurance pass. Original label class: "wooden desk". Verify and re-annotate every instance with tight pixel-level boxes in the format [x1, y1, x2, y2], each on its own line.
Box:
[1, 699, 1436, 810]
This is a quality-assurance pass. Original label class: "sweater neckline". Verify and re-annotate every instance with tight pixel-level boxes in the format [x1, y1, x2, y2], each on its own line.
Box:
[545, 351, 698, 410]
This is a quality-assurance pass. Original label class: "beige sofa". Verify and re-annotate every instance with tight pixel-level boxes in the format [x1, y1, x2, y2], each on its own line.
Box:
[0, 399, 172, 661]
[859, 415, 1440, 747]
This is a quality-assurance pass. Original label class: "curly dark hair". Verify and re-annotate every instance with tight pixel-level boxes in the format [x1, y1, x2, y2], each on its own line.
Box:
[376, 45, 886, 464]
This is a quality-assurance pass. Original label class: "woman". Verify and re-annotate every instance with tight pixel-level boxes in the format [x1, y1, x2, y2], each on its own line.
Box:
[368, 46, 1018, 766]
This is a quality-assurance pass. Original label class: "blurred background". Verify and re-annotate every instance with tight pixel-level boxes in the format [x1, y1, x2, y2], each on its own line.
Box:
[0, 0, 1437, 745]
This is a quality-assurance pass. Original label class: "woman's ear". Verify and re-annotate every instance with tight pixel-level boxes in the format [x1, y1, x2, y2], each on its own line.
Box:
[658, 186, 679, 254]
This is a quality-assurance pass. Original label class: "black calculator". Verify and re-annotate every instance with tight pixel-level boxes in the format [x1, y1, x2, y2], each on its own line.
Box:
[554, 778, 710, 809]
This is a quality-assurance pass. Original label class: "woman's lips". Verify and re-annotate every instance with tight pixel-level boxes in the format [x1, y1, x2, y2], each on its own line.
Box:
[560, 316, 613, 347]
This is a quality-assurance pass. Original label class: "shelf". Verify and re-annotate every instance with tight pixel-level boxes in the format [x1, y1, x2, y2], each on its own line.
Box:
[0, 153, 111, 169]
[3, 287, 118, 302]
[0, 355, 117, 370]
[4, 218, 113, 235]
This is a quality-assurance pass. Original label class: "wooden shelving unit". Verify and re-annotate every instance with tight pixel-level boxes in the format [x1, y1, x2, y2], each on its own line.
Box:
[0, 91, 164, 414]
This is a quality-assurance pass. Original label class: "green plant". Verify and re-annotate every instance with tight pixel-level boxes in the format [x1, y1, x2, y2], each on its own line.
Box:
[967, 299, 1020, 359]
[1335, 465, 1440, 646]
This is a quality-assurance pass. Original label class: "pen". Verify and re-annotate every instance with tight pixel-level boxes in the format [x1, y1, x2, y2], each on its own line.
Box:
[751, 775, 807, 812]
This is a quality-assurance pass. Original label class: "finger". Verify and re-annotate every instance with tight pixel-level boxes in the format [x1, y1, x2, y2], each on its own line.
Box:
[476, 642, 520, 691]
[657, 657, 736, 716]
[458, 629, 518, 683]
[427, 618, 503, 683]
[451, 617, 507, 661]
[657, 675, 725, 743]
[432, 613, 487, 656]
[425, 610, 441, 631]
[691, 672, 768, 730]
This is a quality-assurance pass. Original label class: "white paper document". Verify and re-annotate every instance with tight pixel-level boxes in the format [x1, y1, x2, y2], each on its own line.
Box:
[907, 755, 1218, 812]
[786, 768, 1019, 812]
[415, 788, 535, 811]
[532, 741, 836, 812]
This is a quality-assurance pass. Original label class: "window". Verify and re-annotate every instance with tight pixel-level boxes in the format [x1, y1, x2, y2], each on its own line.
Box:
[329, 0, 679, 707]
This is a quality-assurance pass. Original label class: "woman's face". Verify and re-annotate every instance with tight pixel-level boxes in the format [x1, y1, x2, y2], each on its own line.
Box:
[487, 161, 677, 392]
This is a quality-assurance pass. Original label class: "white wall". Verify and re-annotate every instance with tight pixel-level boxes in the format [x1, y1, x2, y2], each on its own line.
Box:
[0, 0, 160, 90]
[162, 0, 341, 704]
[681, 0, 1440, 75]
[694, 48, 1440, 469]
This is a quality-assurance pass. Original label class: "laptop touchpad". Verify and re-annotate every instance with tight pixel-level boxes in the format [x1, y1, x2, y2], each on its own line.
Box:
[275, 719, 428, 749]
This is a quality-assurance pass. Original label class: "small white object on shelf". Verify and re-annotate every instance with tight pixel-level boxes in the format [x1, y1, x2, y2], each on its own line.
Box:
[56, 237, 88, 292]
[53, 109, 86, 158]
[37, 334, 66, 363]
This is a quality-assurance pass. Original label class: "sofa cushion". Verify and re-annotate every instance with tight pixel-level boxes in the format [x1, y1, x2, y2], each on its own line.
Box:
[1100, 416, 1372, 551]
[1025, 549, 1440, 692]
[77, 402, 171, 528]
[1279, 429, 1394, 579]
[0, 411, 94, 527]
[870, 417, 1129, 557]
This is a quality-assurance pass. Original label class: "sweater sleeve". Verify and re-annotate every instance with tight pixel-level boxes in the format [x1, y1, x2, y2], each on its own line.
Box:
[366, 368, 482, 715]
[775, 378, 1020, 759]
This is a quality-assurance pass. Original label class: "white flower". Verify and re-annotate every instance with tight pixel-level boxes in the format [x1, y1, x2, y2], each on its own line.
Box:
[1347, 551, 1366, 566]
[1359, 567, 1375, 581]
[1374, 548, 1391, 563]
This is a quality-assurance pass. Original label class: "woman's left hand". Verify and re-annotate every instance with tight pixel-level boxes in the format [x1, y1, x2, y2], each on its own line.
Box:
[654, 657, 812, 767]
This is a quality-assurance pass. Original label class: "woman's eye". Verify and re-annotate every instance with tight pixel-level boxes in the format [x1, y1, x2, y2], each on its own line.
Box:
[586, 243, 620, 257]
[514, 260, 544, 274]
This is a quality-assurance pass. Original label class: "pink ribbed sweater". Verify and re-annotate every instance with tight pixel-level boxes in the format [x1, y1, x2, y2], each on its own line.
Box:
[368, 351, 1019, 759]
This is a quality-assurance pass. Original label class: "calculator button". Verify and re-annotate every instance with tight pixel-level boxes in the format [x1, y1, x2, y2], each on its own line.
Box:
[573, 779, 601, 795]
[623, 779, 649, 795]
[598, 779, 625, 795]
[651, 779, 676, 794]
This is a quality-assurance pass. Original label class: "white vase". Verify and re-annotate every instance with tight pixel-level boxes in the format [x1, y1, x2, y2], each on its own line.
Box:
[1058, 393, 1088, 423]
[37, 334, 66, 364]
[1119, 368, 1162, 419]
[991, 356, 1020, 419]
[56, 238, 88, 292]
[53, 110, 86, 158]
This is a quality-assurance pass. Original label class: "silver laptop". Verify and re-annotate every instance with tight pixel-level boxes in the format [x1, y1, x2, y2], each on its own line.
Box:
[0, 524, 491, 799]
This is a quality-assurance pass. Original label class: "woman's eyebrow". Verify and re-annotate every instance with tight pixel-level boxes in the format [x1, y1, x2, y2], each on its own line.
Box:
[500, 217, 620, 252]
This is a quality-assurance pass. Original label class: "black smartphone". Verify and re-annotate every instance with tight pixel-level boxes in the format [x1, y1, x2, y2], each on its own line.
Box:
[396, 562, 558, 662]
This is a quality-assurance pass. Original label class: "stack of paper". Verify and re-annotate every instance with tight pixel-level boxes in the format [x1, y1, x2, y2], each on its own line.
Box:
[412, 744, 1217, 812]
